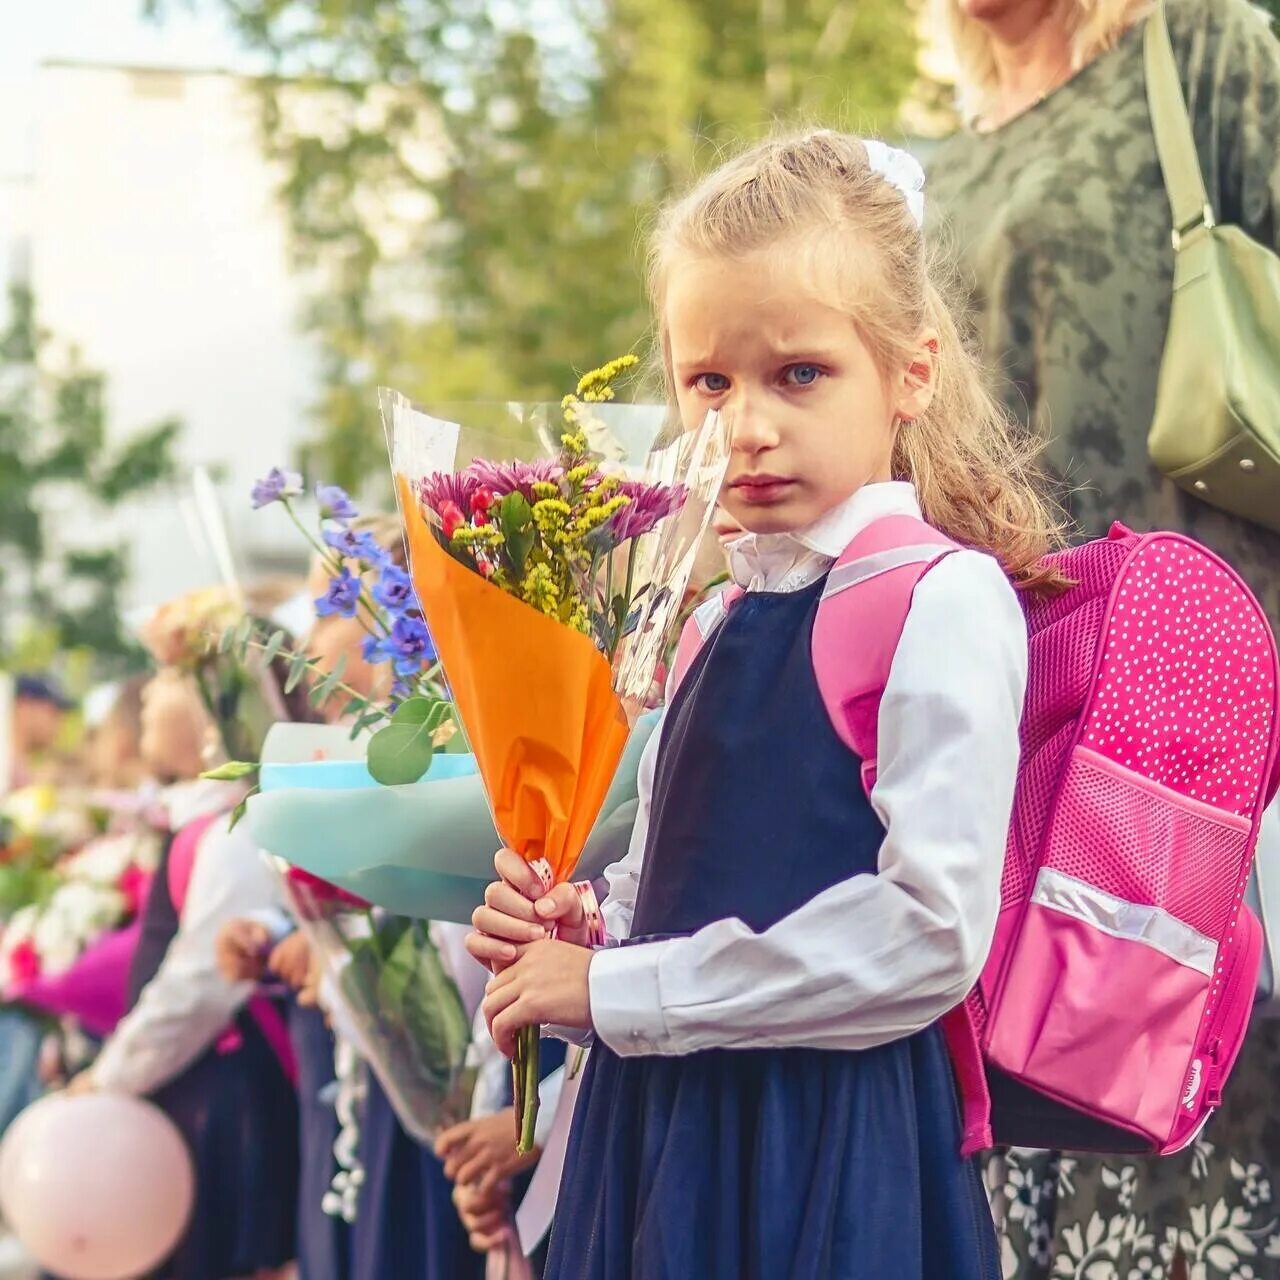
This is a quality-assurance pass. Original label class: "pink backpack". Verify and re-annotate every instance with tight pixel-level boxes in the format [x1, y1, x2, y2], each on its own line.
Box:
[672, 516, 1280, 1157]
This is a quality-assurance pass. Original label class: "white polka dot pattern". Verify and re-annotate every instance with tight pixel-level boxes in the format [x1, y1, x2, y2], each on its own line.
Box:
[1080, 538, 1277, 817]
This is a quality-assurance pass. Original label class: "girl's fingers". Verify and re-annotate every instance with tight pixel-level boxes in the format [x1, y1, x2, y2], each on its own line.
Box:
[483, 879, 541, 925]
[464, 932, 518, 967]
[490, 999, 531, 1057]
[533, 882, 585, 928]
[494, 849, 545, 898]
[456, 1152, 489, 1188]
[472, 901, 546, 943]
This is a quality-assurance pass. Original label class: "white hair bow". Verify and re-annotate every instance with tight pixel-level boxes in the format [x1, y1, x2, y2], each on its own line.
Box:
[863, 140, 926, 228]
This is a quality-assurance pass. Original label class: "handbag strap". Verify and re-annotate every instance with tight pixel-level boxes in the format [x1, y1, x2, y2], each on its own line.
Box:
[1144, 0, 1216, 248]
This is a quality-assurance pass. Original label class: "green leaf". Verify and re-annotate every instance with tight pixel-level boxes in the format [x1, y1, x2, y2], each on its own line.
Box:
[262, 629, 286, 666]
[285, 651, 310, 694]
[200, 760, 259, 781]
[227, 785, 259, 830]
[309, 663, 344, 708]
[498, 492, 535, 576]
[235, 614, 254, 648]
[366, 696, 442, 785]
[218, 625, 237, 655]
[342, 696, 367, 720]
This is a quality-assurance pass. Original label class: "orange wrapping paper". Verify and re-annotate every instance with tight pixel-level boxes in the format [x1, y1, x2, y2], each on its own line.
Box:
[398, 476, 630, 883]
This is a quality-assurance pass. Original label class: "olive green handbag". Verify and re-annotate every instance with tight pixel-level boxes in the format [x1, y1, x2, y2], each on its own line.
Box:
[1144, 2, 1280, 533]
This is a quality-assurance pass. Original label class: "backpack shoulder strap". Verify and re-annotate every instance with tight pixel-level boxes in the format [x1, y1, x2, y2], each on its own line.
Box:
[166, 811, 221, 913]
[812, 514, 959, 795]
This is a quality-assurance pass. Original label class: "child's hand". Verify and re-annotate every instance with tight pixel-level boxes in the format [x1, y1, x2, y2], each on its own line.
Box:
[267, 930, 312, 991]
[215, 918, 271, 983]
[452, 1182, 511, 1254]
[482, 938, 593, 1057]
[466, 849, 593, 971]
[435, 1108, 538, 1191]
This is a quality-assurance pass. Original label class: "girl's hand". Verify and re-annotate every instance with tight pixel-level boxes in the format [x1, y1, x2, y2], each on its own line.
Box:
[434, 1108, 538, 1191]
[452, 1182, 511, 1254]
[215, 918, 271, 983]
[466, 849, 593, 970]
[482, 938, 593, 1057]
[267, 931, 312, 991]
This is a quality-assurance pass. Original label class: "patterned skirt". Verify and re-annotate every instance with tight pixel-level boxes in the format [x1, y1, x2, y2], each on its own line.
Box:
[544, 1025, 1000, 1280]
[989, 1020, 1280, 1280]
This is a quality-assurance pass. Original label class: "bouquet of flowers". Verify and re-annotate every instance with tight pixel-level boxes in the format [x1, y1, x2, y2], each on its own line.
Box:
[384, 356, 730, 1148]
[0, 813, 164, 1035]
[280, 865, 473, 1144]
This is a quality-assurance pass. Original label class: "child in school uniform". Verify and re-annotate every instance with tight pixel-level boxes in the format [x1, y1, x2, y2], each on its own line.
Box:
[466, 130, 1065, 1279]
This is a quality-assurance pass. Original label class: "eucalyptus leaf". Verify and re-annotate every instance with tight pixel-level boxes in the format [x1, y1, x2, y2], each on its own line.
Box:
[235, 615, 254, 648]
[218, 626, 236, 655]
[285, 651, 309, 694]
[262, 629, 286, 666]
[366, 697, 440, 785]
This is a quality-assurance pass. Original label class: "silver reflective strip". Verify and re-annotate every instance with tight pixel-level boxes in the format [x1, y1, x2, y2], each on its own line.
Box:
[1032, 868, 1218, 977]
[821, 544, 955, 599]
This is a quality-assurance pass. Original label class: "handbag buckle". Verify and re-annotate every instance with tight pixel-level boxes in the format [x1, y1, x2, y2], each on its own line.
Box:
[1171, 203, 1216, 252]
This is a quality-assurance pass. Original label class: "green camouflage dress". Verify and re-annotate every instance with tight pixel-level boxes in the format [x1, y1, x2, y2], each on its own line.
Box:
[926, 0, 1280, 1275]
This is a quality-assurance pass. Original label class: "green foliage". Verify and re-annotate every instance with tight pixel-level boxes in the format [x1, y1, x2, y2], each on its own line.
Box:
[0, 285, 181, 670]
[151, 1, 921, 490]
[366, 694, 450, 786]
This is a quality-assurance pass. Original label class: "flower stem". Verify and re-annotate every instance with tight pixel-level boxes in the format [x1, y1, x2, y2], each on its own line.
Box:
[514, 1024, 540, 1154]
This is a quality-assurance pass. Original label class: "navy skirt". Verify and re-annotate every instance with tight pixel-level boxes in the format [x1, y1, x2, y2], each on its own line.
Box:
[349, 1074, 482, 1280]
[544, 1025, 999, 1280]
[150, 1018, 299, 1280]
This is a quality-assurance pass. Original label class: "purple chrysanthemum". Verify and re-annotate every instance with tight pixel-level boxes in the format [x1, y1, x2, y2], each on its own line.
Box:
[463, 457, 564, 501]
[251, 467, 304, 508]
[609, 481, 686, 542]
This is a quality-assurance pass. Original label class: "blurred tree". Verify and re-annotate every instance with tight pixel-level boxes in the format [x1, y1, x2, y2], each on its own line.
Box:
[150, 0, 921, 490]
[0, 286, 181, 670]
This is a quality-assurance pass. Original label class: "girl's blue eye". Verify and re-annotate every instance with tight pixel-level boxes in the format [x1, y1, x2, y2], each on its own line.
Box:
[693, 372, 730, 393]
[783, 364, 823, 387]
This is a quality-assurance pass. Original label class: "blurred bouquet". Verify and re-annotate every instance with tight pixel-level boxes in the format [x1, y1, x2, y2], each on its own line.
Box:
[385, 356, 730, 1148]
[0, 812, 163, 1033]
[0, 785, 99, 921]
[280, 865, 472, 1144]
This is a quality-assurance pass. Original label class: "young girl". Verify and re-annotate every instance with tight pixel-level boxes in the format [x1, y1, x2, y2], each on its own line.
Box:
[467, 130, 1059, 1279]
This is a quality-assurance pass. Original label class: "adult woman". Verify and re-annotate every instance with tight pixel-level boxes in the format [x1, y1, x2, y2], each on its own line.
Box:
[925, 0, 1280, 1275]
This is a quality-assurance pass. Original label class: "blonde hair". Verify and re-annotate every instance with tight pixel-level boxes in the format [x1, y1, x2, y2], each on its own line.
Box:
[648, 129, 1066, 589]
[946, 0, 1152, 124]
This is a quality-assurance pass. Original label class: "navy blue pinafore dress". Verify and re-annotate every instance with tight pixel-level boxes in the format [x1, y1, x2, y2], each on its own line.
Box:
[544, 579, 1000, 1280]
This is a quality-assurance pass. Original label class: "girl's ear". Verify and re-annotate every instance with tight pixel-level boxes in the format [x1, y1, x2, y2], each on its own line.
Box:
[896, 330, 939, 423]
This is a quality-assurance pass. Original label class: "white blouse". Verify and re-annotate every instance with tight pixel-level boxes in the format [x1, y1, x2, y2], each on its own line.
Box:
[583, 482, 1029, 1057]
[93, 779, 284, 1096]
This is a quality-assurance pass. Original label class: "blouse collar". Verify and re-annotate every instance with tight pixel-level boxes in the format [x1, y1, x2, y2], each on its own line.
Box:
[726, 481, 922, 594]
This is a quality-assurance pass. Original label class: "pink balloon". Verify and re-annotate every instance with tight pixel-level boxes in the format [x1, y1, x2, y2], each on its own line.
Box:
[0, 1093, 194, 1280]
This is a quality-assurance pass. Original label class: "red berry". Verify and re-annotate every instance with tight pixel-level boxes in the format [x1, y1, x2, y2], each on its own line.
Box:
[440, 501, 465, 539]
[470, 487, 496, 517]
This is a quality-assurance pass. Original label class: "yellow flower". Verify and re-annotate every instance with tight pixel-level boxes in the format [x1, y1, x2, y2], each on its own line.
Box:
[521, 563, 560, 614]
[451, 524, 503, 549]
[531, 481, 561, 501]
[575, 495, 629, 534]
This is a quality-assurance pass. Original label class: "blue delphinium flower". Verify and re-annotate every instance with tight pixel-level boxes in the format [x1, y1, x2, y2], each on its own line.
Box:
[388, 616, 434, 671]
[372, 564, 414, 613]
[316, 567, 361, 619]
[316, 483, 358, 524]
[251, 467, 304, 508]
[324, 527, 387, 565]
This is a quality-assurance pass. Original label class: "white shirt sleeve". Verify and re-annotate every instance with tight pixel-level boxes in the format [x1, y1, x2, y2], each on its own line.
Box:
[586, 550, 1028, 1057]
[93, 820, 283, 1096]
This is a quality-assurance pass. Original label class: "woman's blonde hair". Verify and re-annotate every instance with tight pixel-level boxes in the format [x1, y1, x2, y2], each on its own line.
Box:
[647, 129, 1066, 589]
[946, 0, 1151, 124]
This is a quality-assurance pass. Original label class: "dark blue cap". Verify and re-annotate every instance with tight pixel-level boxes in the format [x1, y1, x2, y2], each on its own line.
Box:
[13, 674, 74, 711]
